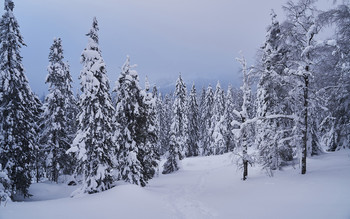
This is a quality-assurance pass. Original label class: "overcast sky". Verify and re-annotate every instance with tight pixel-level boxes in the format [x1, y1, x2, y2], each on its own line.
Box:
[10, 0, 335, 95]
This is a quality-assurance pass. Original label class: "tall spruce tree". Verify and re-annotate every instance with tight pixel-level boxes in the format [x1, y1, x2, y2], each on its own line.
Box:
[114, 56, 147, 186]
[67, 17, 115, 194]
[152, 85, 162, 155]
[63, 61, 78, 148]
[256, 11, 294, 175]
[202, 85, 214, 156]
[162, 74, 188, 173]
[40, 38, 76, 182]
[162, 127, 182, 174]
[198, 87, 207, 154]
[171, 74, 189, 157]
[210, 81, 226, 155]
[223, 85, 236, 153]
[139, 77, 160, 181]
[318, 4, 350, 151]
[159, 94, 173, 155]
[0, 0, 41, 198]
[187, 83, 200, 157]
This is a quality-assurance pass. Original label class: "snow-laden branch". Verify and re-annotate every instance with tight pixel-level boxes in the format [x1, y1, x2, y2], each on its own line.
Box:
[232, 109, 242, 119]
[232, 114, 296, 128]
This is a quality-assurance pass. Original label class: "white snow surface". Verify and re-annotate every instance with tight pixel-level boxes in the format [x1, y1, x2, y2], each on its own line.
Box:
[1, 150, 350, 219]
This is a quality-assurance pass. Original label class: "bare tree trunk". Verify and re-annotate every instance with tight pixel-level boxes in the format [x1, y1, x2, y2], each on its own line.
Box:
[242, 118, 248, 181]
[243, 159, 248, 180]
[301, 73, 309, 175]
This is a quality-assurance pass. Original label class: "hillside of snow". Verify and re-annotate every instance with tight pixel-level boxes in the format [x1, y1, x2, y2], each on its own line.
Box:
[1, 150, 350, 219]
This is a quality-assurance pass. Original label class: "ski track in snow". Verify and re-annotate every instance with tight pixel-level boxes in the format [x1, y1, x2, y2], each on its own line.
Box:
[155, 155, 237, 218]
[162, 169, 217, 218]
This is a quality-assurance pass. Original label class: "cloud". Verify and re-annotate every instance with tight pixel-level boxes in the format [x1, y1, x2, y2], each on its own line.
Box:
[12, 0, 334, 94]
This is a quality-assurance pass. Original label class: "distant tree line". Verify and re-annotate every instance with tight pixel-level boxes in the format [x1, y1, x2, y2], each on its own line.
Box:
[0, 0, 349, 204]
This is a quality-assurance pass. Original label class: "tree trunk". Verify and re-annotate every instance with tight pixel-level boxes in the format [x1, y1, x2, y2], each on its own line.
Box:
[243, 159, 248, 180]
[301, 73, 309, 175]
[242, 117, 248, 180]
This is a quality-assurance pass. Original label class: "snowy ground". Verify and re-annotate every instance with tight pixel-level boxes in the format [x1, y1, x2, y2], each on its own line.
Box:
[1, 150, 350, 219]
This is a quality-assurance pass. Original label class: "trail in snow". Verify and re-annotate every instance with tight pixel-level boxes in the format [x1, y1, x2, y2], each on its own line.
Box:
[151, 156, 231, 218]
[1, 150, 350, 219]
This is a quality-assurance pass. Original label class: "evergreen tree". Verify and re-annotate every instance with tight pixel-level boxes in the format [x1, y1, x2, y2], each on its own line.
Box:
[210, 81, 226, 155]
[158, 94, 172, 155]
[162, 127, 182, 174]
[0, 0, 41, 198]
[256, 11, 294, 175]
[152, 84, 162, 155]
[114, 56, 147, 187]
[139, 77, 160, 181]
[63, 61, 78, 147]
[223, 85, 236, 153]
[162, 74, 188, 173]
[318, 4, 350, 151]
[171, 74, 189, 157]
[40, 38, 76, 182]
[198, 87, 207, 154]
[187, 83, 200, 157]
[231, 86, 243, 112]
[67, 17, 115, 194]
[202, 85, 214, 156]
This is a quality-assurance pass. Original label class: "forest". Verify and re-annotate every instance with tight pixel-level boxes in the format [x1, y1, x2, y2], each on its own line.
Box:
[0, 0, 349, 209]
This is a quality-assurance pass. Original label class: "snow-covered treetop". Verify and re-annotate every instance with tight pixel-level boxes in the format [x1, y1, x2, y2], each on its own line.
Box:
[114, 56, 140, 93]
[215, 81, 221, 91]
[80, 17, 105, 67]
[190, 83, 196, 96]
[145, 76, 150, 92]
[48, 38, 64, 65]
[270, 9, 278, 25]
[87, 17, 99, 45]
[0, 0, 25, 86]
[5, 0, 14, 12]
[152, 85, 158, 98]
[174, 73, 187, 99]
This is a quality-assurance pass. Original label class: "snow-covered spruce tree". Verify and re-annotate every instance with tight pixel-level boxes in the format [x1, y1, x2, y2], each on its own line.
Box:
[162, 127, 182, 174]
[223, 85, 236, 153]
[202, 85, 214, 156]
[0, 0, 41, 198]
[114, 56, 147, 186]
[158, 94, 173, 155]
[232, 54, 255, 181]
[63, 61, 78, 152]
[187, 83, 200, 157]
[139, 77, 159, 181]
[210, 81, 226, 155]
[256, 11, 295, 175]
[67, 17, 115, 194]
[171, 74, 189, 157]
[152, 84, 162, 155]
[231, 86, 243, 112]
[318, 4, 350, 151]
[163, 74, 188, 174]
[40, 38, 76, 183]
[283, 0, 321, 174]
[198, 87, 207, 154]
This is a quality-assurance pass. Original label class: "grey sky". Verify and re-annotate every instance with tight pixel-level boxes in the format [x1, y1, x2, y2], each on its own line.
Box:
[12, 0, 334, 95]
